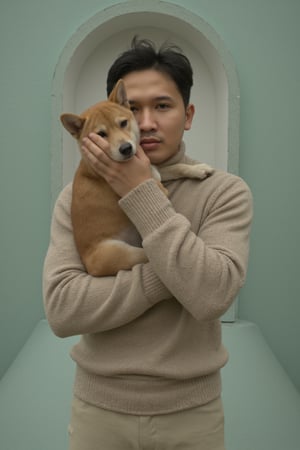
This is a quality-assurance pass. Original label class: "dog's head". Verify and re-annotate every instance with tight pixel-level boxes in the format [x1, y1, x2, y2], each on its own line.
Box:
[60, 79, 139, 162]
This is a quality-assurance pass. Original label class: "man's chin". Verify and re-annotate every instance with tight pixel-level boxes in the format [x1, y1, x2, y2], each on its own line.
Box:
[146, 151, 164, 165]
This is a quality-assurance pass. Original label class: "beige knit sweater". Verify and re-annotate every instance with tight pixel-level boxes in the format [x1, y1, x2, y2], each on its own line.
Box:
[43, 145, 253, 415]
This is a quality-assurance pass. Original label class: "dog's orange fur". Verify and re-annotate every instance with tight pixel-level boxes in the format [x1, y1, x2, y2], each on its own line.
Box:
[61, 80, 161, 276]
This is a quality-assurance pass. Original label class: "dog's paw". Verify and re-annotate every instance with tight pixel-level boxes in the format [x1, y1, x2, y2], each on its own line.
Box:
[188, 163, 214, 180]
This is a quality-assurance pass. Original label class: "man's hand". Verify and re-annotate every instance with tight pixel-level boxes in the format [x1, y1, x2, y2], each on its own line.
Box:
[81, 133, 153, 197]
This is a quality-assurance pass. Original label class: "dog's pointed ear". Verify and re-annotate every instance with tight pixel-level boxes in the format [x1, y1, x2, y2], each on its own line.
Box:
[60, 113, 86, 139]
[108, 79, 130, 108]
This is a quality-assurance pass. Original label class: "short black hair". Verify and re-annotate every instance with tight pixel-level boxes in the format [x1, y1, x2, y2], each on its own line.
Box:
[106, 36, 193, 107]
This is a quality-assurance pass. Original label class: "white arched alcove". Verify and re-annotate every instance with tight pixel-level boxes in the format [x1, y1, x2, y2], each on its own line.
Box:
[52, 1, 240, 201]
[51, 1, 240, 321]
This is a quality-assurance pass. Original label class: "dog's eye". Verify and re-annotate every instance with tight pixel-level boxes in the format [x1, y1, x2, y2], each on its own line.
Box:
[97, 130, 107, 138]
[120, 120, 128, 128]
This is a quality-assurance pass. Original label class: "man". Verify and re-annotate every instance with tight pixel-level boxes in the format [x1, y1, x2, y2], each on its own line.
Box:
[43, 37, 253, 449]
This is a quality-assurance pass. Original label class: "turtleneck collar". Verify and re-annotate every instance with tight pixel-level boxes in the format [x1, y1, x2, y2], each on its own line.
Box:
[157, 141, 188, 169]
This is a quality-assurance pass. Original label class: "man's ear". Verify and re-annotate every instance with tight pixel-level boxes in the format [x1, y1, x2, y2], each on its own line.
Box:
[60, 113, 86, 139]
[184, 104, 195, 131]
[108, 79, 130, 108]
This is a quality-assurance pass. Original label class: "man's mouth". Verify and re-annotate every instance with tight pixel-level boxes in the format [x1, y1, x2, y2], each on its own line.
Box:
[140, 137, 161, 151]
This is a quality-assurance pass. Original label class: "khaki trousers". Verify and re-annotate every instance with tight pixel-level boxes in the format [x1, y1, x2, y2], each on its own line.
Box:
[68, 396, 225, 450]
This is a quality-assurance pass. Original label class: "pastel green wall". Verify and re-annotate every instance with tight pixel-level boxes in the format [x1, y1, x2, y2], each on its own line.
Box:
[0, 0, 299, 393]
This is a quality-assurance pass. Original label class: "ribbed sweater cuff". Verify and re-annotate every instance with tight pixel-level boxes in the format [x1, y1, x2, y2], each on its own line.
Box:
[141, 263, 171, 304]
[119, 179, 174, 238]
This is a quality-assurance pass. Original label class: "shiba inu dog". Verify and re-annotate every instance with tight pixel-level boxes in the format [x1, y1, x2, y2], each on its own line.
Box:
[61, 80, 213, 276]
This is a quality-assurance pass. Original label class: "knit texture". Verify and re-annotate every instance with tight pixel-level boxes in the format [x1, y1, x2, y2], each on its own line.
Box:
[43, 145, 253, 415]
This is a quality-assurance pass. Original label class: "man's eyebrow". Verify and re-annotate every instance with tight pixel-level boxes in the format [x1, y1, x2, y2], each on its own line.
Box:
[128, 96, 173, 104]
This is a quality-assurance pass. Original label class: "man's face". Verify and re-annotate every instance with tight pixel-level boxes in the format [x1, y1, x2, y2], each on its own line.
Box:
[122, 69, 194, 165]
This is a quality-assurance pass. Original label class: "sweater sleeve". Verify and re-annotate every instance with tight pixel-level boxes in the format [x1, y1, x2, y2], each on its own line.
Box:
[119, 175, 253, 322]
[43, 184, 172, 338]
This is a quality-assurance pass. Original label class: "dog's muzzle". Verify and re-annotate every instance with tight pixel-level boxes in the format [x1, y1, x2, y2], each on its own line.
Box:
[119, 142, 134, 158]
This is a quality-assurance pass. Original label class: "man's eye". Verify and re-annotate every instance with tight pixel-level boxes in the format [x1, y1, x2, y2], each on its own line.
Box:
[97, 130, 107, 138]
[157, 103, 170, 110]
[120, 119, 128, 128]
[130, 106, 138, 113]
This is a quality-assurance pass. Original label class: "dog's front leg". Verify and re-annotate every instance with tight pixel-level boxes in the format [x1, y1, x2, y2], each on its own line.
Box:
[151, 165, 168, 196]
[159, 163, 214, 182]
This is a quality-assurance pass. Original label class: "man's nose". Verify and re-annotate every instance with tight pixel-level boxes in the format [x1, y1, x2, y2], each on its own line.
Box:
[138, 109, 156, 131]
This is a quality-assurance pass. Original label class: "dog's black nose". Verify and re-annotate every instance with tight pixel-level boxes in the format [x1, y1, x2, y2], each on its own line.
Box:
[119, 143, 133, 157]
